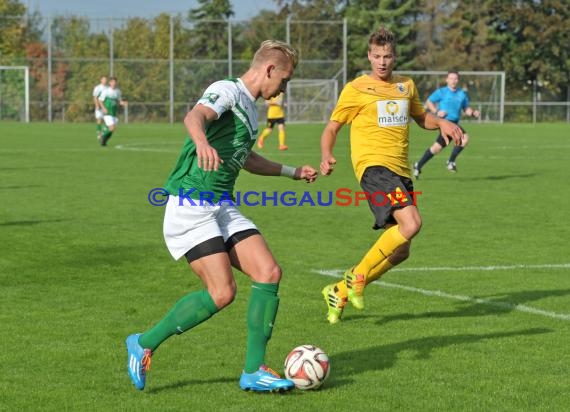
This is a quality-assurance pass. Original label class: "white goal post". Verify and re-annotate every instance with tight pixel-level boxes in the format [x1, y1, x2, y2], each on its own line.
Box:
[395, 70, 506, 123]
[284, 79, 339, 123]
[0, 66, 30, 123]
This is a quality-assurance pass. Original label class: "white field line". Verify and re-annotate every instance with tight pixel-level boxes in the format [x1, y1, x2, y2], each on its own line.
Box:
[313, 263, 570, 321]
[316, 263, 570, 276]
[115, 144, 177, 153]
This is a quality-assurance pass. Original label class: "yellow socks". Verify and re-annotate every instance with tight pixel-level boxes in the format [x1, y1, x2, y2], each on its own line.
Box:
[354, 225, 407, 277]
[331, 226, 407, 301]
[366, 258, 394, 284]
[257, 128, 271, 147]
[333, 278, 348, 298]
[278, 129, 286, 146]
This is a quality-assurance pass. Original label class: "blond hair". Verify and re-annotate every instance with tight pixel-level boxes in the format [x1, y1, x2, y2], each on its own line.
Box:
[252, 40, 298, 69]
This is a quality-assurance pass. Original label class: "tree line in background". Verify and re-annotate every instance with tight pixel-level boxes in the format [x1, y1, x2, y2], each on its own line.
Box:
[0, 0, 569, 121]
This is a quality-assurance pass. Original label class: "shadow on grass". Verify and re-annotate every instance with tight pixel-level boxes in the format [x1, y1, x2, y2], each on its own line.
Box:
[146, 376, 239, 394]
[328, 328, 551, 386]
[0, 218, 67, 226]
[421, 172, 537, 181]
[0, 185, 43, 190]
[0, 166, 64, 171]
[375, 288, 570, 326]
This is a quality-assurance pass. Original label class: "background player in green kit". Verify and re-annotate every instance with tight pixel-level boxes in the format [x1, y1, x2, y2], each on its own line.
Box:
[98, 76, 127, 146]
[125, 40, 318, 392]
[92, 75, 107, 141]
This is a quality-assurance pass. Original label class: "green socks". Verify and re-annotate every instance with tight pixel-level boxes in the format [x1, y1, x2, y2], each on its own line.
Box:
[137, 281, 280, 373]
[244, 282, 280, 373]
[138, 289, 218, 352]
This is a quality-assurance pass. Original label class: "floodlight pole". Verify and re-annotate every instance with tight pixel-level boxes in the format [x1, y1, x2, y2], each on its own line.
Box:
[24, 67, 29, 123]
[343, 18, 347, 87]
[109, 19, 114, 76]
[285, 15, 292, 120]
[47, 19, 52, 122]
[227, 19, 232, 78]
[169, 15, 174, 124]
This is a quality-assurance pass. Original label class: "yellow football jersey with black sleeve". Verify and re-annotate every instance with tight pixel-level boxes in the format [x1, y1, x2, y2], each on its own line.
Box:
[330, 74, 426, 180]
[267, 93, 285, 119]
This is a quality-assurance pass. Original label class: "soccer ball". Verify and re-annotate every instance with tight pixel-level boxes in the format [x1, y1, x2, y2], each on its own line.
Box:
[284, 344, 330, 390]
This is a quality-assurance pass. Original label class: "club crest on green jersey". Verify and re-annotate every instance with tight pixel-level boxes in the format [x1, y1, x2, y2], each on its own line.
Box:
[204, 93, 220, 104]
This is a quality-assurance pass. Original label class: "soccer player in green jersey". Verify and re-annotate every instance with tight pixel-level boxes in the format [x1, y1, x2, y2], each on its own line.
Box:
[92, 75, 107, 141]
[125, 40, 318, 392]
[98, 76, 127, 146]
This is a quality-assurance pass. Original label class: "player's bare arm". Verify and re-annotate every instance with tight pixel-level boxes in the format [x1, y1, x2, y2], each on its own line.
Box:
[98, 97, 107, 114]
[413, 112, 463, 146]
[184, 104, 223, 172]
[320, 120, 343, 176]
[426, 99, 446, 118]
[244, 151, 317, 183]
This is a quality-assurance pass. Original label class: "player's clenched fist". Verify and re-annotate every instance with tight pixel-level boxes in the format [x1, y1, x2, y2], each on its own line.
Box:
[320, 156, 336, 176]
[295, 165, 318, 183]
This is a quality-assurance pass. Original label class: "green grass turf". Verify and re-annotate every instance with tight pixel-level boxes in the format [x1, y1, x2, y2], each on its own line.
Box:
[1, 121, 569, 411]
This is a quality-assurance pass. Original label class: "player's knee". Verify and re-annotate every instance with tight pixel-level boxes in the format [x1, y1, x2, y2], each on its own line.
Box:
[430, 144, 442, 154]
[208, 281, 237, 309]
[398, 216, 422, 239]
[258, 263, 282, 284]
[462, 134, 470, 147]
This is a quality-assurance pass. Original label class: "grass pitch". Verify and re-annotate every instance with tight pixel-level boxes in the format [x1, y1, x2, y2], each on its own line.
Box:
[1, 121, 569, 411]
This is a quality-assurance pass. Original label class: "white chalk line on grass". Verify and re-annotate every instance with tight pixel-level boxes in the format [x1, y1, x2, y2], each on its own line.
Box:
[115, 144, 178, 153]
[312, 263, 570, 322]
[317, 263, 570, 276]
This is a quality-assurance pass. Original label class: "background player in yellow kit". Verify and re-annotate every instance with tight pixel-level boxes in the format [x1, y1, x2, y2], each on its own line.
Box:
[257, 92, 288, 150]
[320, 27, 464, 324]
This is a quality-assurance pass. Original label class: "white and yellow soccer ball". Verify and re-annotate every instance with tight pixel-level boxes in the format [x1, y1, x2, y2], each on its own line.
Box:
[284, 344, 330, 390]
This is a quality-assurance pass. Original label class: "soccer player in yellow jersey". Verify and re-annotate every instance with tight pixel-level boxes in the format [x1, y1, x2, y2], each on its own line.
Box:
[320, 27, 464, 324]
[257, 92, 288, 150]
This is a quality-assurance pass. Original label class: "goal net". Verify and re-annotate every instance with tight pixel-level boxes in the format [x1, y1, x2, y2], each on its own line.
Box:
[395, 70, 506, 123]
[0, 66, 30, 122]
[282, 79, 339, 123]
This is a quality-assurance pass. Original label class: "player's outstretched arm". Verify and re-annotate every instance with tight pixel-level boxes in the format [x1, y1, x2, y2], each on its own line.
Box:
[244, 151, 317, 183]
[184, 104, 223, 171]
[427, 99, 446, 118]
[320, 120, 342, 176]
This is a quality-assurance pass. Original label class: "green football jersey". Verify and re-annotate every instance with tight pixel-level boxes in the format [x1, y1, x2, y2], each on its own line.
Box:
[164, 78, 259, 203]
[99, 87, 122, 117]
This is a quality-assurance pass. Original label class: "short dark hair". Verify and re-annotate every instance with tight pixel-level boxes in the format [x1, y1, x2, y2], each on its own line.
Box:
[447, 70, 460, 78]
[368, 27, 396, 54]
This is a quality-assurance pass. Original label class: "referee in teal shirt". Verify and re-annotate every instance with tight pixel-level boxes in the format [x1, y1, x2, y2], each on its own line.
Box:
[414, 71, 480, 177]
